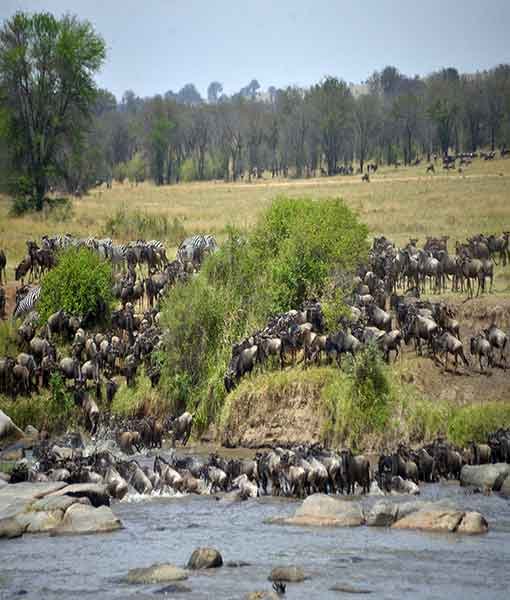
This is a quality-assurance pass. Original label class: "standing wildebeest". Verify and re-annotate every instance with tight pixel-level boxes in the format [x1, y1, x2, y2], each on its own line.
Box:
[341, 449, 370, 495]
[169, 411, 194, 447]
[483, 325, 508, 369]
[432, 329, 470, 372]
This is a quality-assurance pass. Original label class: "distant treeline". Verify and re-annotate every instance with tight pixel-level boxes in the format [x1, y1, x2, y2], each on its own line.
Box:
[4, 64, 510, 192]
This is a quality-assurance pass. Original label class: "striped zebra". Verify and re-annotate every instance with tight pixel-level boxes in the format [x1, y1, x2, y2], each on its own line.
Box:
[146, 239, 167, 263]
[13, 286, 41, 319]
[177, 235, 218, 269]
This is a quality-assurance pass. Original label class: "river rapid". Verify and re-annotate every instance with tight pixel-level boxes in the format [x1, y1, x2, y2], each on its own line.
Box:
[1, 459, 509, 600]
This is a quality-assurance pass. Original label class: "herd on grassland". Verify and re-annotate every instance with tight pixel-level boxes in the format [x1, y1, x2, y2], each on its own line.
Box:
[7, 430, 510, 500]
[0, 234, 216, 437]
[224, 233, 509, 390]
[0, 228, 509, 435]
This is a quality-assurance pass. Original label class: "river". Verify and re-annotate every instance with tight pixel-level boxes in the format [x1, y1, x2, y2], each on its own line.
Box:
[1, 467, 509, 599]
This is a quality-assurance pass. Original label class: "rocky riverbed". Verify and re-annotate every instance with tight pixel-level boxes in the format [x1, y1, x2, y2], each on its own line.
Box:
[1, 459, 510, 599]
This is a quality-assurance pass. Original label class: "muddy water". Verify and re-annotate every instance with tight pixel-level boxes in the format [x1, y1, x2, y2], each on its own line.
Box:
[1, 479, 509, 599]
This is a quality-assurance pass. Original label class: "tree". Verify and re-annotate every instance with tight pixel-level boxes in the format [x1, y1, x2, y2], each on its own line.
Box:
[309, 77, 353, 175]
[239, 79, 260, 100]
[177, 83, 202, 106]
[207, 81, 223, 104]
[427, 69, 460, 156]
[354, 94, 381, 171]
[392, 85, 424, 165]
[0, 12, 106, 210]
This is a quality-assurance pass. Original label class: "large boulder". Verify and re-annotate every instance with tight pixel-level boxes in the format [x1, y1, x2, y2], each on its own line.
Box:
[30, 495, 90, 513]
[49, 483, 109, 507]
[457, 512, 489, 535]
[0, 516, 25, 539]
[16, 510, 64, 533]
[460, 464, 510, 490]
[187, 547, 223, 570]
[272, 494, 364, 527]
[393, 509, 465, 533]
[127, 564, 188, 584]
[268, 566, 306, 582]
[52, 504, 122, 535]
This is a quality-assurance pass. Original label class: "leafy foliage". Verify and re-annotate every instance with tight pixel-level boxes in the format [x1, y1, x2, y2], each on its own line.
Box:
[159, 196, 368, 428]
[0, 11, 106, 210]
[38, 247, 113, 323]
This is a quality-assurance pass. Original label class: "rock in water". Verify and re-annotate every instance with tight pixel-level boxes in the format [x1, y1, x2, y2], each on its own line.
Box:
[127, 564, 188, 584]
[186, 547, 223, 569]
[457, 512, 489, 535]
[49, 483, 110, 507]
[460, 464, 510, 490]
[0, 517, 25, 539]
[51, 504, 122, 535]
[271, 493, 364, 527]
[391, 476, 420, 495]
[16, 510, 64, 533]
[268, 566, 306, 582]
[392, 510, 464, 533]
[366, 501, 399, 527]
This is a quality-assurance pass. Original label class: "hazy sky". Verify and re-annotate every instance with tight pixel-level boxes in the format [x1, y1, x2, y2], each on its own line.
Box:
[2, 0, 510, 100]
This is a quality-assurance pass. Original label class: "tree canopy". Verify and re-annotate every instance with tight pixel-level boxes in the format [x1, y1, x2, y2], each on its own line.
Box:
[0, 11, 106, 210]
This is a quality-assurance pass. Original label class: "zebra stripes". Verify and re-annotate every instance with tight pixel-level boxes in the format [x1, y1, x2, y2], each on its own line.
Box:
[14, 286, 41, 319]
[177, 235, 218, 263]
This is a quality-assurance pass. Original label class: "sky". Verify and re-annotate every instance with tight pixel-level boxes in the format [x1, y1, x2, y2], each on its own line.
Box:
[2, 0, 510, 100]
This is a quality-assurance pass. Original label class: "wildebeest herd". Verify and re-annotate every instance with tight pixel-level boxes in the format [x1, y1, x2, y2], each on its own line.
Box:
[7, 429, 510, 502]
[0, 234, 218, 434]
[225, 233, 509, 389]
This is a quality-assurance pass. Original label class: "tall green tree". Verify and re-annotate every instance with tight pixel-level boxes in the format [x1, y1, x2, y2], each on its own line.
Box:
[0, 12, 106, 210]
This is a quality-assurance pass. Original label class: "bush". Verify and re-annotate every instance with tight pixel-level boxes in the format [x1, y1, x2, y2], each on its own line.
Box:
[0, 321, 18, 357]
[159, 196, 369, 430]
[38, 247, 113, 324]
[322, 345, 393, 449]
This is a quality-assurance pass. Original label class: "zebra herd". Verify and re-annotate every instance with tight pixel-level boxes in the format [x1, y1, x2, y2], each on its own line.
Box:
[2, 233, 219, 320]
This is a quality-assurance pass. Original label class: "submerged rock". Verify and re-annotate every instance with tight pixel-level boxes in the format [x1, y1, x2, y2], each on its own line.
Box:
[127, 564, 188, 584]
[390, 476, 420, 495]
[0, 517, 25, 539]
[500, 474, 510, 497]
[186, 547, 223, 569]
[269, 565, 306, 582]
[16, 510, 63, 534]
[366, 501, 399, 527]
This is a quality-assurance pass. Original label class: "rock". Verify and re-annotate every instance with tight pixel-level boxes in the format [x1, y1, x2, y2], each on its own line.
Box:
[49, 483, 109, 507]
[24, 425, 39, 437]
[187, 547, 223, 569]
[273, 494, 364, 527]
[246, 593, 279, 600]
[390, 476, 420, 495]
[52, 504, 122, 535]
[126, 564, 188, 584]
[460, 464, 510, 490]
[0, 482, 67, 522]
[0, 517, 25, 539]
[330, 584, 373, 594]
[31, 495, 90, 513]
[16, 510, 63, 533]
[392, 509, 464, 533]
[155, 583, 192, 594]
[366, 501, 399, 527]
[225, 560, 251, 568]
[500, 474, 510, 497]
[457, 512, 489, 535]
[268, 565, 306, 582]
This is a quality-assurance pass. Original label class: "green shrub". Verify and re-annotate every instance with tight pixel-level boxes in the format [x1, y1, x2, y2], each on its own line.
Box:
[159, 196, 369, 429]
[38, 247, 113, 324]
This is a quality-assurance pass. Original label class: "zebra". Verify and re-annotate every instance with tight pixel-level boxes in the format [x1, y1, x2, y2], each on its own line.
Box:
[13, 286, 41, 319]
[108, 244, 128, 271]
[146, 240, 167, 264]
